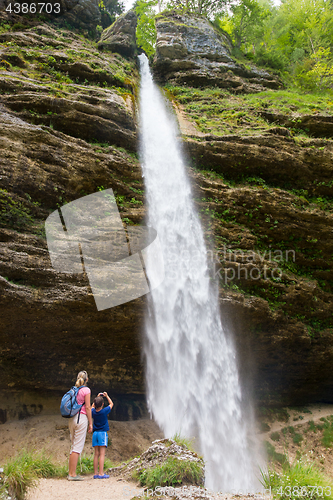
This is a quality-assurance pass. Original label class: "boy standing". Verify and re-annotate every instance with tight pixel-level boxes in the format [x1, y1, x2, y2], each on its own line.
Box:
[92, 391, 114, 479]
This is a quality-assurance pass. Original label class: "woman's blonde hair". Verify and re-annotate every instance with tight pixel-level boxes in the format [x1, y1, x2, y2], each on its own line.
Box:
[75, 370, 88, 387]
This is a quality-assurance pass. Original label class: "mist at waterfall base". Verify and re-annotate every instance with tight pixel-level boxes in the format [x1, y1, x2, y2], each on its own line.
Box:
[138, 54, 260, 492]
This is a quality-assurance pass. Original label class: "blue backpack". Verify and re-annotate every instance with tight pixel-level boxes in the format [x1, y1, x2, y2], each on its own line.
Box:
[60, 386, 85, 422]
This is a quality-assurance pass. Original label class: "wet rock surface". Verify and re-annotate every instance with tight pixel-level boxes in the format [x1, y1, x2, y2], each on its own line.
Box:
[0, 19, 333, 416]
[0, 22, 144, 418]
[153, 11, 281, 93]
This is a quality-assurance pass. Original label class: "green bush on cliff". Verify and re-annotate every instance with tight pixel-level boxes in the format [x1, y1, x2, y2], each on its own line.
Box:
[0, 189, 34, 230]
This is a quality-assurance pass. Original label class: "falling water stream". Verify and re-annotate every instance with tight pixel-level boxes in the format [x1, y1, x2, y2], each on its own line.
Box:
[138, 54, 258, 492]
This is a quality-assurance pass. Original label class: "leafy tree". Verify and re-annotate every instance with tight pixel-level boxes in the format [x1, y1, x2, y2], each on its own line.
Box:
[135, 0, 158, 57]
[216, 0, 270, 50]
[256, 0, 333, 86]
[99, 0, 125, 28]
[167, 0, 229, 17]
[296, 46, 333, 90]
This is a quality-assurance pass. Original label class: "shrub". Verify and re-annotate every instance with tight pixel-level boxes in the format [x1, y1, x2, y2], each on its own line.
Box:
[264, 441, 288, 465]
[308, 420, 317, 432]
[292, 433, 303, 445]
[270, 432, 280, 442]
[139, 457, 204, 489]
[2, 449, 114, 498]
[322, 425, 333, 448]
[3, 450, 58, 500]
[3, 457, 36, 500]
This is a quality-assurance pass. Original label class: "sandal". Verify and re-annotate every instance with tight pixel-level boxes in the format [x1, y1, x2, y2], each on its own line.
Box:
[67, 475, 84, 481]
[97, 474, 109, 479]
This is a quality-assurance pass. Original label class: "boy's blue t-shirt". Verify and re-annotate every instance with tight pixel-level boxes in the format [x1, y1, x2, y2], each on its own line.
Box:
[92, 406, 111, 432]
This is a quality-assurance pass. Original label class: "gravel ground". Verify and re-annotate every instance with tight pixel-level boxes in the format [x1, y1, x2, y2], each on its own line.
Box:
[26, 476, 144, 500]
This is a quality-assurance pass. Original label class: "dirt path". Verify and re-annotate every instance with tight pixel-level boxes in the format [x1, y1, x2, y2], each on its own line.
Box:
[26, 476, 143, 500]
[261, 404, 333, 437]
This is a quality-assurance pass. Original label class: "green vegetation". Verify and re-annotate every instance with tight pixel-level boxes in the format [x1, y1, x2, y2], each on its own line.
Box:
[270, 432, 280, 442]
[215, 0, 333, 91]
[0, 26, 137, 91]
[79, 454, 114, 473]
[261, 459, 333, 500]
[264, 441, 287, 466]
[319, 418, 333, 448]
[0, 189, 34, 230]
[292, 433, 303, 445]
[98, 0, 124, 28]
[1, 449, 114, 499]
[3, 449, 62, 500]
[138, 457, 204, 488]
[166, 85, 332, 136]
[308, 420, 317, 433]
[136, 0, 157, 57]
[172, 433, 196, 452]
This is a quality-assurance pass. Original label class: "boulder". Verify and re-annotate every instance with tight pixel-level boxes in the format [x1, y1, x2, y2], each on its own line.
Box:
[61, 0, 101, 31]
[109, 438, 205, 484]
[98, 10, 137, 58]
[153, 11, 282, 93]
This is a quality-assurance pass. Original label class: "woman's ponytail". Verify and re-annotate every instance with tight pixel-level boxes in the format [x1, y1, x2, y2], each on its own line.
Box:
[75, 370, 88, 387]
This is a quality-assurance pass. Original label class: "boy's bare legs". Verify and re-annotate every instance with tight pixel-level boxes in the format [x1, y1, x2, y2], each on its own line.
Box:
[94, 447, 101, 475]
[69, 452, 79, 477]
[99, 446, 106, 475]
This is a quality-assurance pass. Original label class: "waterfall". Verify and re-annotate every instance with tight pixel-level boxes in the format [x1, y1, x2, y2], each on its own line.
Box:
[138, 54, 259, 492]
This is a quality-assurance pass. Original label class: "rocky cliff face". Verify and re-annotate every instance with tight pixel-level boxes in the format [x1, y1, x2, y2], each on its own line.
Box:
[153, 10, 282, 93]
[0, 21, 145, 422]
[2, 0, 102, 31]
[0, 14, 333, 423]
[98, 10, 137, 58]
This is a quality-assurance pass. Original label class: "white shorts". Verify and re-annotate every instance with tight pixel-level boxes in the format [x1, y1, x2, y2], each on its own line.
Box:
[68, 413, 88, 455]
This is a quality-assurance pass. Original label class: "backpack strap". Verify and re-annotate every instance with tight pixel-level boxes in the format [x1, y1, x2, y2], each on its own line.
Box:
[76, 386, 86, 424]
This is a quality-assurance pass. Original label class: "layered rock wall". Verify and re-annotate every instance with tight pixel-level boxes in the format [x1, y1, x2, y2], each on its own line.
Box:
[153, 11, 282, 93]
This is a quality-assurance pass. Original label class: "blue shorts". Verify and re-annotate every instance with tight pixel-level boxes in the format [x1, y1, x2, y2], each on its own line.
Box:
[92, 431, 108, 447]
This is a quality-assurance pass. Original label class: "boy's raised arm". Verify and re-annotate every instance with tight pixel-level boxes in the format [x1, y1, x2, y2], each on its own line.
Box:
[104, 392, 113, 409]
[98, 391, 114, 409]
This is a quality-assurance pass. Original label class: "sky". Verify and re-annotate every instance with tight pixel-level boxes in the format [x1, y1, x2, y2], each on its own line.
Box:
[122, 0, 281, 12]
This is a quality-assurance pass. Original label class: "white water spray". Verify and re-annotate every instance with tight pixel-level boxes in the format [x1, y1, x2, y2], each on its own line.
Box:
[138, 54, 258, 492]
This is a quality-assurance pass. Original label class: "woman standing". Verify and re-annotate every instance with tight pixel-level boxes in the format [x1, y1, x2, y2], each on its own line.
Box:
[68, 370, 93, 480]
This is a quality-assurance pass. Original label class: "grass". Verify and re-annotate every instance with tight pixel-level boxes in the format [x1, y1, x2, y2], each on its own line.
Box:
[261, 458, 333, 500]
[172, 433, 196, 452]
[79, 454, 114, 474]
[138, 457, 204, 489]
[165, 85, 333, 136]
[1, 450, 114, 499]
[3, 449, 59, 500]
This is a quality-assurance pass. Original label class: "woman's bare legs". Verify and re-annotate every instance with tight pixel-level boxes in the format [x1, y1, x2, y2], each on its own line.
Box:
[69, 451, 80, 477]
